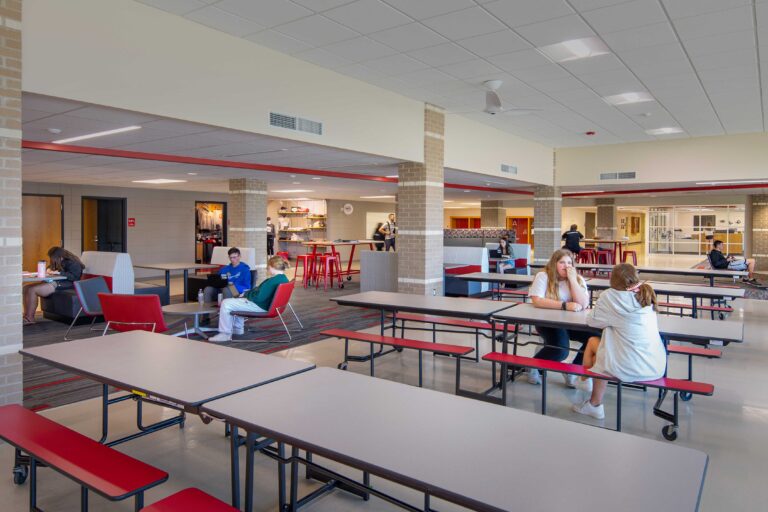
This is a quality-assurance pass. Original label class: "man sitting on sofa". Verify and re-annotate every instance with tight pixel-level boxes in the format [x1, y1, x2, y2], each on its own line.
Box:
[203, 247, 252, 302]
[709, 240, 758, 283]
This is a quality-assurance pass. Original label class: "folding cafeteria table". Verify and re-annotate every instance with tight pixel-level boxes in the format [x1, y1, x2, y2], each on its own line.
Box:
[202, 367, 709, 512]
[528, 262, 748, 286]
[456, 271, 534, 299]
[19, 331, 314, 447]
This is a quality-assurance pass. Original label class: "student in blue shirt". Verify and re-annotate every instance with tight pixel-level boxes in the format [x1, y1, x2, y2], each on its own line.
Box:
[203, 247, 252, 302]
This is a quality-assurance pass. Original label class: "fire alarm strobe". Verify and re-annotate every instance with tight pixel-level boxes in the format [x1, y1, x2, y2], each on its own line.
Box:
[585, 131, 596, 136]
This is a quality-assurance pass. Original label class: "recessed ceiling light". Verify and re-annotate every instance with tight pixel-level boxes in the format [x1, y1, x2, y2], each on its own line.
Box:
[289, 174, 296, 178]
[273, 189, 313, 193]
[603, 92, 654, 106]
[696, 180, 768, 185]
[311, 177, 322, 180]
[53, 125, 142, 144]
[444, 200, 454, 203]
[47, 128, 62, 134]
[360, 195, 395, 199]
[292, 181, 301, 185]
[385, 175, 398, 178]
[461, 202, 481, 206]
[646, 127, 683, 135]
[283, 197, 311, 200]
[538, 37, 610, 63]
[463, 190, 470, 193]
[187, 172, 198, 176]
[132, 179, 187, 184]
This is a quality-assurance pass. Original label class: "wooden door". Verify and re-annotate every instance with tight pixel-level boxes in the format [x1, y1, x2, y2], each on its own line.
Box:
[22, 195, 63, 272]
[507, 217, 531, 244]
[82, 198, 98, 251]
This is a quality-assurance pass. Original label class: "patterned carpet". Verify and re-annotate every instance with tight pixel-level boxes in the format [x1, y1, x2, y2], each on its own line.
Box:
[22, 281, 381, 411]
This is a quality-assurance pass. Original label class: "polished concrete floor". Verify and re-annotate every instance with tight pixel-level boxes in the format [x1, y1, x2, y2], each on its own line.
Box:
[3, 295, 767, 511]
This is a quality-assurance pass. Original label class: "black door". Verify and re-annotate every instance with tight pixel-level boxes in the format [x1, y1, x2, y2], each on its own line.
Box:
[82, 197, 127, 253]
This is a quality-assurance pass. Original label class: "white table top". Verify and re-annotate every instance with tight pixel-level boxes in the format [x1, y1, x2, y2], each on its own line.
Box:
[22, 274, 67, 283]
[493, 303, 743, 344]
[162, 302, 219, 315]
[529, 262, 748, 278]
[303, 240, 376, 246]
[331, 291, 516, 319]
[456, 272, 534, 284]
[202, 367, 708, 512]
[19, 331, 314, 407]
[587, 278, 745, 299]
[134, 262, 219, 271]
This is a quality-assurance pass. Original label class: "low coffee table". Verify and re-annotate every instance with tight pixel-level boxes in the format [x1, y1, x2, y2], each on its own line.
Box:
[162, 302, 219, 340]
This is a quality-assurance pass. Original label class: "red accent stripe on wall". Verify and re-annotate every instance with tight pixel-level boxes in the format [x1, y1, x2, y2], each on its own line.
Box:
[563, 183, 768, 197]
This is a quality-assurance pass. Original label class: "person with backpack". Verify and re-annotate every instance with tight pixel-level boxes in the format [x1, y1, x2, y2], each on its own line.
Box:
[378, 213, 397, 252]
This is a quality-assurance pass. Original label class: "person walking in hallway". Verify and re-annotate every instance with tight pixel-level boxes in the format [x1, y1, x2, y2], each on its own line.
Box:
[379, 213, 397, 252]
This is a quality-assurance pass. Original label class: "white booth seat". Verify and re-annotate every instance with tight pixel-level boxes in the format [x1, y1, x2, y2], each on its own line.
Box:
[209, 246, 257, 268]
[444, 246, 489, 295]
[81, 251, 135, 294]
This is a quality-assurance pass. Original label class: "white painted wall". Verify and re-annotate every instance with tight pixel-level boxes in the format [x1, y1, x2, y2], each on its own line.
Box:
[24, 0, 424, 163]
[556, 133, 768, 186]
[444, 115, 553, 185]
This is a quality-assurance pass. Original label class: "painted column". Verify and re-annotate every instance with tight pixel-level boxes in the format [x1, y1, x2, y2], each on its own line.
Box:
[228, 178, 267, 282]
[595, 198, 617, 241]
[397, 104, 444, 295]
[533, 185, 562, 264]
[481, 200, 506, 227]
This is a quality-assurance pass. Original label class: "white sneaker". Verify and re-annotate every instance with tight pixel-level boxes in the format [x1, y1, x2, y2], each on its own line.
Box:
[572, 399, 605, 419]
[527, 368, 541, 385]
[233, 327, 244, 336]
[576, 377, 593, 394]
[563, 374, 577, 388]
[208, 333, 232, 343]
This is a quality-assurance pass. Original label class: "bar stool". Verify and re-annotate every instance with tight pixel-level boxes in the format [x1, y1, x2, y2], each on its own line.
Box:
[315, 253, 341, 291]
[596, 250, 613, 265]
[295, 254, 315, 288]
[622, 250, 638, 265]
[577, 251, 594, 264]
[276, 251, 290, 261]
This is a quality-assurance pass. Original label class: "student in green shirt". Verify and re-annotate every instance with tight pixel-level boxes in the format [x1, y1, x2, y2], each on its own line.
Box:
[209, 255, 290, 342]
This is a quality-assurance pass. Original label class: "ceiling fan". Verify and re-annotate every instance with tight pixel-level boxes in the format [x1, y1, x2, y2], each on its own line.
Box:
[482, 80, 541, 116]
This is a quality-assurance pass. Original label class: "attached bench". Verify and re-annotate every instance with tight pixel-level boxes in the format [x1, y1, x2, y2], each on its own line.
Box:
[0, 404, 168, 511]
[392, 312, 515, 362]
[142, 488, 238, 511]
[667, 344, 722, 399]
[658, 301, 733, 320]
[322, 329, 473, 389]
[480, 353, 713, 441]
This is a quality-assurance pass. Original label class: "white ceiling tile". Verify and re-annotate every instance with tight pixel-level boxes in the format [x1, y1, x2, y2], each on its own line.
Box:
[577, 68, 642, 93]
[291, 0, 356, 12]
[673, 6, 754, 40]
[582, 0, 667, 33]
[408, 42, 476, 66]
[456, 30, 530, 57]
[368, 23, 447, 51]
[335, 63, 388, 82]
[487, 48, 552, 71]
[699, 65, 758, 83]
[324, 0, 412, 34]
[682, 30, 755, 56]
[483, 0, 573, 28]
[528, 75, 587, 93]
[274, 15, 359, 45]
[511, 64, 571, 82]
[382, 0, 474, 20]
[568, 0, 634, 11]
[690, 48, 757, 71]
[141, 119, 218, 135]
[136, 0, 207, 15]
[185, 6, 265, 37]
[395, 67, 455, 86]
[438, 59, 502, 79]
[662, 0, 751, 20]
[560, 53, 625, 75]
[631, 58, 692, 79]
[322, 37, 397, 62]
[62, 106, 158, 125]
[421, 7, 506, 40]
[364, 53, 429, 74]
[514, 14, 596, 47]
[244, 29, 314, 53]
[294, 47, 354, 68]
[600, 22, 678, 54]
[22, 109, 54, 123]
[215, 0, 313, 27]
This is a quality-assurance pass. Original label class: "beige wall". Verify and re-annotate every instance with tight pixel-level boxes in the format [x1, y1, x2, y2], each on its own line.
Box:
[556, 133, 768, 186]
[326, 200, 394, 262]
[22, 182, 228, 279]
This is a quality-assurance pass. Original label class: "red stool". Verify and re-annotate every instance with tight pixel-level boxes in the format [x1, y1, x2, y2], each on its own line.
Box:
[315, 254, 341, 291]
[596, 250, 613, 265]
[622, 250, 638, 265]
[295, 254, 315, 288]
[276, 251, 289, 261]
[577, 250, 594, 264]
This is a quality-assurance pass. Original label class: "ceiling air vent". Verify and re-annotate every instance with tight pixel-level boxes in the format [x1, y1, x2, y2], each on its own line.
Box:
[617, 171, 636, 180]
[600, 172, 618, 180]
[270, 112, 323, 135]
[501, 164, 518, 175]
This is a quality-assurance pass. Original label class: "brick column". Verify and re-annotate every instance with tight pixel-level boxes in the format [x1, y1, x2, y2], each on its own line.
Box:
[533, 186, 562, 264]
[595, 198, 617, 241]
[228, 178, 267, 282]
[0, 1, 22, 406]
[750, 195, 768, 271]
[397, 104, 444, 295]
[481, 200, 506, 227]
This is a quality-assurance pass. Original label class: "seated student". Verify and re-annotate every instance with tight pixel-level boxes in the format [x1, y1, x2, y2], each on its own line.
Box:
[709, 240, 758, 283]
[527, 249, 592, 387]
[209, 256, 289, 342]
[23, 247, 84, 325]
[561, 224, 584, 254]
[572, 263, 666, 420]
[203, 247, 252, 302]
[495, 237, 513, 273]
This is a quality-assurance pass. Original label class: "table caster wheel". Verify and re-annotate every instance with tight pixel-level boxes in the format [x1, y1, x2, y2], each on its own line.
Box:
[339, 283, 344, 289]
[662, 425, 678, 441]
[337, 363, 348, 370]
[680, 392, 692, 402]
[718, 312, 725, 320]
[12, 465, 28, 485]
[347, 276, 352, 281]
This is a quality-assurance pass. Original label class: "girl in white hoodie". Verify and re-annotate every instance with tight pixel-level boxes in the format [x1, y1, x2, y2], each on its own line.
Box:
[573, 263, 667, 419]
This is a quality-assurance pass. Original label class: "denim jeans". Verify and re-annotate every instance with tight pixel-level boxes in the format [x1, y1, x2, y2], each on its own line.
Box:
[533, 326, 594, 365]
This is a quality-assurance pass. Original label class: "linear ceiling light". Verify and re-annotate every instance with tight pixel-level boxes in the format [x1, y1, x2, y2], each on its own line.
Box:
[539, 37, 610, 62]
[132, 179, 187, 184]
[53, 125, 142, 144]
[604, 92, 654, 105]
[646, 127, 683, 135]
[695, 180, 768, 185]
[272, 189, 313, 193]
[360, 195, 395, 199]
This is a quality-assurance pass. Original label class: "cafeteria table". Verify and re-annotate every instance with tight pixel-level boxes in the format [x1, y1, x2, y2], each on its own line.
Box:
[202, 367, 708, 512]
[133, 262, 218, 302]
[456, 271, 534, 299]
[528, 262, 748, 286]
[19, 331, 314, 447]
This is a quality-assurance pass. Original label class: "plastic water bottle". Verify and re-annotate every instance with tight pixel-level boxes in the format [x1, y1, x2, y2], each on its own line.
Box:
[198, 289, 204, 307]
[37, 260, 46, 278]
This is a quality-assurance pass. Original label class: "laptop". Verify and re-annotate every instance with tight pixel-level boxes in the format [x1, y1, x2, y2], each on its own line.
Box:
[489, 249, 502, 258]
[206, 274, 229, 288]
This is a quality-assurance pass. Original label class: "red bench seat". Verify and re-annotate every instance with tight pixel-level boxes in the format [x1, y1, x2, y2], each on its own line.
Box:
[393, 312, 511, 333]
[667, 345, 722, 358]
[142, 488, 238, 512]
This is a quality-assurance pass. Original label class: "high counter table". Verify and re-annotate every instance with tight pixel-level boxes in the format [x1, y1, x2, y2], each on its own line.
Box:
[202, 367, 708, 512]
[133, 262, 218, 302]
[303, 240, 376, 283]
[19, 331, 315, 446]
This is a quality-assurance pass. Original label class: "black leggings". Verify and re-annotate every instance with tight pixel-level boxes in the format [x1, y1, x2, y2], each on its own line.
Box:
[533, 327, 594, 365]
